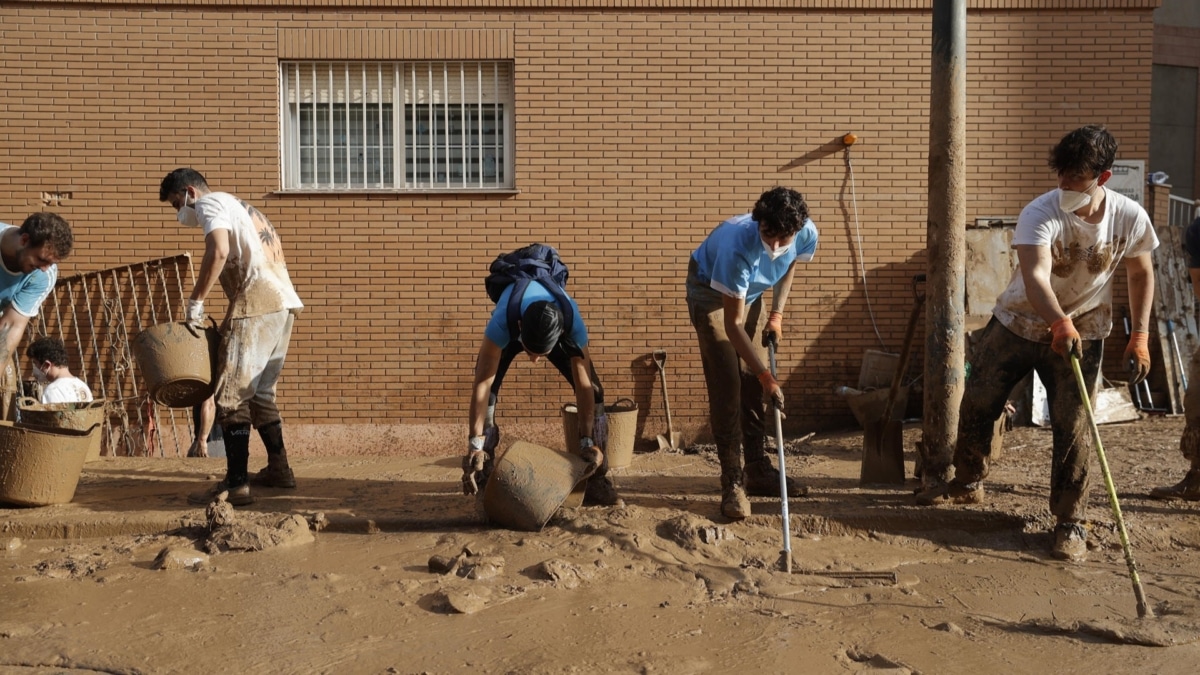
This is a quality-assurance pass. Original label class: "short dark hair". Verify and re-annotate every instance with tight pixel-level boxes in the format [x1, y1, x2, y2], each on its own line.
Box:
[20, 212, 73, 259]
[752, 187, 810, 238]
[1049, 125, 1117, 178]
[26, 336, 69, 367]
[520, 301, 564, 355]
[159, 168, 209, 202]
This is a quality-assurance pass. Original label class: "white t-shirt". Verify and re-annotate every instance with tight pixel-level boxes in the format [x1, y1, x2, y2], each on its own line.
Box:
[42, 376, 93, 404]
[193, 192, 304, 319]
[993, 187, 1159, 341]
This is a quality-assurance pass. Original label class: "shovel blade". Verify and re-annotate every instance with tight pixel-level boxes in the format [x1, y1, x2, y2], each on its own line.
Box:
[656, 433, 681, 451]
[860, 420, 906, 486]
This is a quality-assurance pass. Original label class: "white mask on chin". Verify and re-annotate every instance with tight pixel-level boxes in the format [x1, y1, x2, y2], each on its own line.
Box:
[762, 237, 791, 261]
[1058, 177, 1099, 213]
[176, 192, 201, 227]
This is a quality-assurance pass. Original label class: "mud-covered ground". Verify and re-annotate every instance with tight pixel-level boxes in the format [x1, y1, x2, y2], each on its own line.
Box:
[3, 415, 1200, 674]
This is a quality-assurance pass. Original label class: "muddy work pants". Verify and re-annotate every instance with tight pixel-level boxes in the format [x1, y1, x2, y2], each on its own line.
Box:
[214, 309, 296, 429]
[952, 318, 1102, 523]
[1179, 346, 1200, 469]
[686, 258, 771, 485]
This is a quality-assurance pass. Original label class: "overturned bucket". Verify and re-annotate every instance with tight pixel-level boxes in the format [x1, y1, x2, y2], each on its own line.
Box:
[131, 321, 219, 408]
[562, 397, 638, 469]
[0, 421, 100, 506]
[482, 440, 592, 531]
[17, 397, 107, 462]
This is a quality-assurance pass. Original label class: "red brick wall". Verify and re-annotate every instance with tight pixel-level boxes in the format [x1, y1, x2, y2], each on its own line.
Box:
[0, 1, 1158, 439]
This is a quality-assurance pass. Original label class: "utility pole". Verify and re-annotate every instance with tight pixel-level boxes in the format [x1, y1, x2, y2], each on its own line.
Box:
[921, 0, 967, 485]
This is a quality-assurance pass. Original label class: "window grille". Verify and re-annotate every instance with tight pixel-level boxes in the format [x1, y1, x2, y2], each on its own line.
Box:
[281, 61, 513, 191]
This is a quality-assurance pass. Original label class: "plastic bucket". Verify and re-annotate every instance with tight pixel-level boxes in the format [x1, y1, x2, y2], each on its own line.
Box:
[16, 397, 107, 462]
[0, 420, 100, 506]
[131, 322, 218, 408]
[482, 440, 591, 531]
[561, 397, 638, 469]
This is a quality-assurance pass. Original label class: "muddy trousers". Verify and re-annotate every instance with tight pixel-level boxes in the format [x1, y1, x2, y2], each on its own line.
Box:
[489, 339, 609, 476]
[214, 310, 296, 485]
[686, 259, 771, 487]
[1179, 347, 1200, 469]
[951, 318, 1102, 523]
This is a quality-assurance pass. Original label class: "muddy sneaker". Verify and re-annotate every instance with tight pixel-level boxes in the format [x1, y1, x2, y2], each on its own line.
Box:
[582, 475, 621, 506]
[721, 484, 752, 520]
[251, 465, 297, 489]
[187, 480, 253, 507]
[744, 459, 809, 498]
[1149, 470, 1200, 501]
[915, 481, 984, 506]
[1052, 521, 1088, 562]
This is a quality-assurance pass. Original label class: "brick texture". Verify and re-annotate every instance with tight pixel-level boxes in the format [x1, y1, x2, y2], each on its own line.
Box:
[0, 3, 1156, 438]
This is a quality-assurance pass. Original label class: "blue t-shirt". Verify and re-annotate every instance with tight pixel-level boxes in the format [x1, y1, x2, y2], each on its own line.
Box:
[0, 224, 56, 318]
[484, 280, 589, 349]
[691, 213, 818, 301]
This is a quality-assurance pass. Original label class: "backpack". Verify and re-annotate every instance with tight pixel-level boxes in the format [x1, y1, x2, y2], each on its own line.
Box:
[484, 243, 574, 344]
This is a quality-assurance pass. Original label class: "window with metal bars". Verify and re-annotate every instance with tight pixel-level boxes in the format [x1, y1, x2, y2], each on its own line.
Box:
[281, 61, 514, 191]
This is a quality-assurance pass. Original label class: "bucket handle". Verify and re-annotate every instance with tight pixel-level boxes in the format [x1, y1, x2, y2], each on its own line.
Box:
[609, 397, 637, 412]
[17, 396, 39, 410]
[183, 316, 219, 340]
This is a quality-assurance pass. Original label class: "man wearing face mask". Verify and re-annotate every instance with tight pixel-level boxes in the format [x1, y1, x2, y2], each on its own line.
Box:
[0, 212, 73, 420]
[916, 125, 1158, 562]
[687, 186, 817, 520]
[26, 336, 92, 404]
[159, 168, 304, 507]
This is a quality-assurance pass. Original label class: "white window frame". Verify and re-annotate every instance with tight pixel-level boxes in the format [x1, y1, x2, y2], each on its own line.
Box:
[280, 60, 515, 192]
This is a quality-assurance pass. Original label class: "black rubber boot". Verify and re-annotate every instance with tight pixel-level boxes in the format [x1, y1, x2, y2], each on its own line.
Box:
[252, 421, 296, 488]
[189, 424, 253, 506]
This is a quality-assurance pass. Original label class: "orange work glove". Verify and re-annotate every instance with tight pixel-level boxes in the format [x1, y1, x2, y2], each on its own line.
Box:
[758, 370, 784, 410]
[1124, 331, 1151, 385]
[1050, 316, 1082, 360]
[763, 311, 784, 346]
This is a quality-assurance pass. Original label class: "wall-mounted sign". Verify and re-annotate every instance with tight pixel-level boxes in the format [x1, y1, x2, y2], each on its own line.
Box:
[1108, 159, 1145, 206]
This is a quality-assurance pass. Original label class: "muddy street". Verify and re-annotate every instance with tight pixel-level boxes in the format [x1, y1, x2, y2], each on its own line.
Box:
[3, 416, 1200, 674]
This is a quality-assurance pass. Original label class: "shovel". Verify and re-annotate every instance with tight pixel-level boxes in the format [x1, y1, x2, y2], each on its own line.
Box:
[1071, 353, 1153, 618]
[767, 334, 793, 573]
[652, 350, 681, 451]
[861, 274, 925, 486]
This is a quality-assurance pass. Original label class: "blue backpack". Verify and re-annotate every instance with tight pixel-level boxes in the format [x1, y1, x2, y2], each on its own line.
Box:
[485, 244, 575, 343]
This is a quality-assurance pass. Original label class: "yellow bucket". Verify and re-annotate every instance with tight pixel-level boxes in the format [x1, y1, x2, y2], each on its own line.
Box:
[561, 397, 638, 469]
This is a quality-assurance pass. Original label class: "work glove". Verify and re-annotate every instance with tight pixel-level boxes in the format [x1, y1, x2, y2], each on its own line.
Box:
[462, 435, 488, 496]
[762, 311, 784, 346]
[1050, 316, 1082, 360]
[578, 436, 604, 479]
[185, 299, 205, 328]
[1124, 331, 1151, 385]
[758, 370, 784, 411]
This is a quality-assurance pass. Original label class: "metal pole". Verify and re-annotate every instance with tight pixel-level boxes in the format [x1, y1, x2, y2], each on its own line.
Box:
[921, 0, 968, 483]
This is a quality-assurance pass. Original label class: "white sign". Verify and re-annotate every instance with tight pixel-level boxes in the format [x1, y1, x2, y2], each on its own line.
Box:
[1108, 159, 1145, 206]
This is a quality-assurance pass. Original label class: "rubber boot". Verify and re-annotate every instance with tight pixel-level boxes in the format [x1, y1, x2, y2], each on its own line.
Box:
[189, 424, 253, 506]
[252, 421, 296, 488]
[717, 439, 750, 519]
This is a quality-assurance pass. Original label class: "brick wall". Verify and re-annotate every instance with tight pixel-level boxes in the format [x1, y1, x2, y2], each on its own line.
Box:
[0, 1, 1158, 443]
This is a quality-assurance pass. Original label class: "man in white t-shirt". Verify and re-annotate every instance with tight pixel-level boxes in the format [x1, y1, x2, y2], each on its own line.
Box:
[26, 336, 92, 404]
[160, 168, 304, 507]
[916, 126, 1158, 563]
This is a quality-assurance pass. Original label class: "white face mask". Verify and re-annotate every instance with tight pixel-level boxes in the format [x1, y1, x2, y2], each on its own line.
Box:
[176, 192, 201, 228]
[761, 237, 792, 261]
[32, 363, 48, 384]
[1058, 177, 1099, 213]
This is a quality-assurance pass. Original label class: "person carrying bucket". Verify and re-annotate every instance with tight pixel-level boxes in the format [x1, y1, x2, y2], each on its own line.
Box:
[159, 168, 304, 507]
[687, 186, 817, 520]
[0, 213, 74, 421]
[463, 244, 619, 507]
[915, 125, 1157, 562]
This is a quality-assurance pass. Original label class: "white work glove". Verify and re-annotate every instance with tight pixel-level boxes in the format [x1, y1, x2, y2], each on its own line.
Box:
[185, 300, 205, 327]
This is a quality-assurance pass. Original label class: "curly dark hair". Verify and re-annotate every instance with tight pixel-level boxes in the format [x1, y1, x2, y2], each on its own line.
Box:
[20, 212, 73, 259]
[26, 336, 70, 367]
[159, 168, 209, 202]
[1049, 125, 1117, 178]
[752, 187, 810, 238]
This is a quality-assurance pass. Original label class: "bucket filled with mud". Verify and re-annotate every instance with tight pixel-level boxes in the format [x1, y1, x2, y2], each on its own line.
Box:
[483, 440, 592, 531]
[17, 397, 107, 462]
[131, 321, 219, 408]
[0, 420, 100, 506]
[562, 397, 638, 469]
